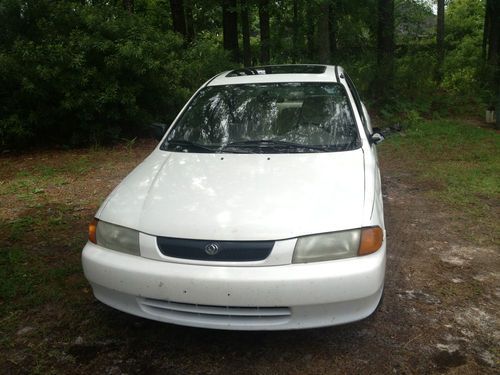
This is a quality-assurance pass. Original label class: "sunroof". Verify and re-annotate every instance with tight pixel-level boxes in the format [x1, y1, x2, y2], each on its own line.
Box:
[226, 65, 326, 77]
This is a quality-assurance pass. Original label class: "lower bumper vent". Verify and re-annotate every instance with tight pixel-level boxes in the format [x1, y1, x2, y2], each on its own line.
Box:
[138, 297, 291, 327]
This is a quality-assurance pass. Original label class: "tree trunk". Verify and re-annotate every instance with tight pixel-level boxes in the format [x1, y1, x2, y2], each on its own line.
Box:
[482, 0, 490, 59]
[485, 0, 500, 128]
[185, 0, 195, 42]
[317, 2, 330, 64]
[487, 2, 499, 66]
[435, 0, 445, 82]
[329, 3, 337, 59]
[241, 0, 251, 66]
[305, 2, 314, 60]
[123, 0, 133, 13]
[259, 0, 270, 64]
[223, 0, 239, 62]
[373, 0, 395, 102]
[292, 0, 299, 63]
[170, 0, 187, 37]
[496, 89, 500, 129]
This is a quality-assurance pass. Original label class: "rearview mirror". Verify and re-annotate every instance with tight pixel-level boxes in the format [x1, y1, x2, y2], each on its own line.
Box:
[151, 123, 168, 141]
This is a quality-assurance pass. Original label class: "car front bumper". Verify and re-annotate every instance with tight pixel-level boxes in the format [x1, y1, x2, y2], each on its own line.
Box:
[82, 242, 386, 330]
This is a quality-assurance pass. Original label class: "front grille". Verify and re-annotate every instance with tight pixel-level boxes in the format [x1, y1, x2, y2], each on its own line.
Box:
[138, 297, 291, 326]
[156, 237, 274, 261]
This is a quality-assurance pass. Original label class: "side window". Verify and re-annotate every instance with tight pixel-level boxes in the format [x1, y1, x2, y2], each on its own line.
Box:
[344, 73, 370, 137]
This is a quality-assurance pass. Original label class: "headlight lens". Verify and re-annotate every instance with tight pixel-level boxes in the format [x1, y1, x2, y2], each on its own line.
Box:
[93, 220, 140, 256]
[293, 229, 361, 263]
[292, 227, 383, 263]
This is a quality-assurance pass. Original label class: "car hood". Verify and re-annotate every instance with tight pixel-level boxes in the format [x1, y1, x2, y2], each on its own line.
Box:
[97, 149, 366, 241]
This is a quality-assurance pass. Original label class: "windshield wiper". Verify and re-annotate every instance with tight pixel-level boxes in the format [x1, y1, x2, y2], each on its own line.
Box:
[162, 139, 215, 153]
[222, 139, 329, 152]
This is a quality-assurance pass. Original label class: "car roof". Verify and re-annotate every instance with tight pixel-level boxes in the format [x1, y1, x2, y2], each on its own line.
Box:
[207, 64, 342, 86]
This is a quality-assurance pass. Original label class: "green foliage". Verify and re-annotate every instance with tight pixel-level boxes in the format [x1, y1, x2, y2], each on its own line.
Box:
[395, 0, 434, 44]
[0, 0, 492, 148]
[443, 0, 488, 106]
[0, 0, 233, 149]
[394, 48, 435, 111]
[372, 0, 488, 123]
[180, 33, 236, 91]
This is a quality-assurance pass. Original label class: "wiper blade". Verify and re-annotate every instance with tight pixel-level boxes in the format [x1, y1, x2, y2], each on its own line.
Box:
[223, 139, 329, 152]
[163, 139, 215, 153]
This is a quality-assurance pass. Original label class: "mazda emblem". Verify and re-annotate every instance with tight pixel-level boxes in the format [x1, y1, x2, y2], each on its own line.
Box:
[204, 243, 220, 256]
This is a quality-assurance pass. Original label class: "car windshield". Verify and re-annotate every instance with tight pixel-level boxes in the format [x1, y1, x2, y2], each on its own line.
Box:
[162, 82, 360, 153]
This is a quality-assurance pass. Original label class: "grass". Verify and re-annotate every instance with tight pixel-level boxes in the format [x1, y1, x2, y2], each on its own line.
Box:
[0, 247, 35, 302]
[380, 119, 499, 243]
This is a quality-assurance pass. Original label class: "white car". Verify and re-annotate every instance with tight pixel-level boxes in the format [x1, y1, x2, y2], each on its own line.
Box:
[82, 65, 386, 330]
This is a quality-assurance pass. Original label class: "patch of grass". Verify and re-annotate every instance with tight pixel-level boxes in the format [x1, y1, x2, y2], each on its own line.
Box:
[434, 278, 486, 307]
[0, 154, 94, 206]
[0, 244, 83, 318]
[0, 247, 35, 302]
[6, 216, 36, 240]
[1, 178, 37, 200]
[52, 176, 70, 186]
[15, 170, 31, 178]
[381, 119, 499, 242]
[63, 156, 92, 175]
[0, 202, 88, 322]
[381, 119, 499, 203]
[39, 166, 57, 178]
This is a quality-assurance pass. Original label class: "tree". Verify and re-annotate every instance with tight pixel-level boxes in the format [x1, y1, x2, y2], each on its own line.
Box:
[317, 1, 330, 64]
[241, 0, 251, 66]
[373, 0, 395, 102]
[292, 0, 299, 63]
[185, 0, 195, 42]
[329, 2, 337, 59]
[259, 0, 270, 64]
[123, 0, 133, 13]
[483, 0, 499, 65]
[436, 0, 445, 81]
[223, 0, 239, 61]
[483, 0, 500, 126]
[305, 2, 314, 60]
[170, 0, 187, 37]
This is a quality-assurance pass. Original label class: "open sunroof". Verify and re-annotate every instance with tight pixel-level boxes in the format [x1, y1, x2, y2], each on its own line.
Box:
[226, 65, 327, 77]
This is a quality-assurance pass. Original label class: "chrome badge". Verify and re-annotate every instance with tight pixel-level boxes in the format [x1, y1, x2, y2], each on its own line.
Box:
[204, 243, 220, 256]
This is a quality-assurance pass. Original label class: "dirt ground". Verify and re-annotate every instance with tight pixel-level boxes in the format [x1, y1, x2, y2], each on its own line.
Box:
[1, 138, 498, 374]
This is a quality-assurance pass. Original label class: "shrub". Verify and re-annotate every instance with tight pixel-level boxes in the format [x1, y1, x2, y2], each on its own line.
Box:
[0, 1, 233, 149]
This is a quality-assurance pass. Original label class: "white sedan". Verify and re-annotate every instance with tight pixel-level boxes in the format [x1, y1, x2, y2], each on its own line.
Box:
[82, 64, 386, 330]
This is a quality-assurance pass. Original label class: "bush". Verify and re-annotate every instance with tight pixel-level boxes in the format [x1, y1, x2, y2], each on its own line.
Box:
[179, 33, 236, 94]
[0, 1, 233, 149]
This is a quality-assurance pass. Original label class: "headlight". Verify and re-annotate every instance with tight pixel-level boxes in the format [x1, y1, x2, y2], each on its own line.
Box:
[292, 227, 383, 263]
[89, 219, 140, 256]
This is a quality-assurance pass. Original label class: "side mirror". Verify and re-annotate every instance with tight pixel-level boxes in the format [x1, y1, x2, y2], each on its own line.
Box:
[151, 122, 168, 141]
[370, 128, 385, 145]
